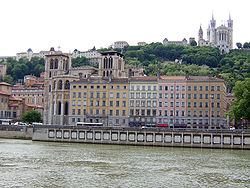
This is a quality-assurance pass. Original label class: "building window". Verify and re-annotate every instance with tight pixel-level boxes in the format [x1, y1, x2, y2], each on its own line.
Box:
[122, 101, 126, 107]
[122, 93, 126, 98]
[199, 86, 203, 91]
[148, 86, 151, 91]
[116, 101, 120, 107]
[165, 93, 168, 99]
[193, 94, 197, 99]
[72, 109, 75, 115]
[205, 86, 209, 91]
[103, 92, 106, 98]
[116, 93, 120, 98]
[188, 94, 191, 99]
[110, 92, 114, 98]
[90, 92, 94, 98]
[141, 101, 145, 107]
[211, 86, 215, 91]
[159, 86, 162, 90]
[153, 101, 157, 107]
[116, 110, 119, 116]
[136, 100, 140, 107]
[109, 110, 113, 116]
[176, 102, 179, 107]
[96, 92, 100, 98]
[83, 100, 87, 106]
[165, 86, 168, 91]
[130, 93, 134, 98]
[159, 93, 162, 98]
[199, 94, 203, 99]
[72, 100, 76, 106]
[181, 102, 185, 107]
[77, 100, 81, 106]
[122, 110, 126, 116]
[130, 101, 134, 107]
[147, 93, 151, 98]
[153, 85, 157, 91]
[217, 94, 220, 99]
[188, 86, 191, 91]
[164, 102, 168, 107]
[136, 93, 140, 98]
[217, 86, 220, 91]
[147, 101, 151, 107]
[78, 109, 81, 115]
[188, 102, 191, 108]
[73, 92, 76, 98]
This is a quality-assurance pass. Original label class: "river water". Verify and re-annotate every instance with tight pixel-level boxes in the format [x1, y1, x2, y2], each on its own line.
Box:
[0, 139, 249, 188]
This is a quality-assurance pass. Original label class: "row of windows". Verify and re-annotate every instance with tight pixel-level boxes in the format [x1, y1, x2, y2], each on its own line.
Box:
[130, 93, 221, 100]
[72, 100, 127, 107]
[0, 111, 15, 118]
[187, 102, 220, 108]
[72, 109, 127, 116]
[1, 97, 8, 103]
[130, 93, 157, 99]
[13, 94, 44, 97]
[130, 101, 221, 108]
[187, 93, 221, 100]
[73, 85, 127, 90]
[130, 109, 157, 116]
[129, 109, 221, 117]
[130, 100, 157, 108]
[72, 92, 127, 99]
[159, 85, 221, 91]
[131, 85, 157, 91]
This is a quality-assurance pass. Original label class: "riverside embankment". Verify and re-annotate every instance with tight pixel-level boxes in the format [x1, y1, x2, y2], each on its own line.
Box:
[32, 125, 250, 150]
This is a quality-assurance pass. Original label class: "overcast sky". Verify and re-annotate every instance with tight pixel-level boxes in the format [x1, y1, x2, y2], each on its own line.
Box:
[0, 0, 249, 56]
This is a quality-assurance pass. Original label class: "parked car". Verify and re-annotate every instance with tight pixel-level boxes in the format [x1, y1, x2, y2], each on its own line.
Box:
[14, 122, 27, 126]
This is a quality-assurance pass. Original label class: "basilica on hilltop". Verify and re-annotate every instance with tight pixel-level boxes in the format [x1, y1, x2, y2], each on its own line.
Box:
[198, 14, 233, 54]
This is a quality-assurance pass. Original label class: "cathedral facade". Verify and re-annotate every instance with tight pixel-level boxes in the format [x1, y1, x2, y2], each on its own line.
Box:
[198, 14, 233, 54]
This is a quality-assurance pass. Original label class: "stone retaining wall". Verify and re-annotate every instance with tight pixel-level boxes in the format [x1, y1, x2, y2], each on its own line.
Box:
[32, 127, 250, 149]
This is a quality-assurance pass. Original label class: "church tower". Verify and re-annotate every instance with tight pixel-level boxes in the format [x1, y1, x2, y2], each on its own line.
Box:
[209, 14, 216, 44]
[98, 51, 126, 78]
[227, 13, 233, 49]
[44, 51, 76, 126]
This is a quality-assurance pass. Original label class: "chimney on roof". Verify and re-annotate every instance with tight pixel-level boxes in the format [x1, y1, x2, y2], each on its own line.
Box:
[157, 70, 160, 79]
[208, 72, 212, 78]
[185, 71, 189, 80]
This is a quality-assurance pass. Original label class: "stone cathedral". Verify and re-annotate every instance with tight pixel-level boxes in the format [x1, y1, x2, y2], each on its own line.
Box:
[198, 14, 233, 54]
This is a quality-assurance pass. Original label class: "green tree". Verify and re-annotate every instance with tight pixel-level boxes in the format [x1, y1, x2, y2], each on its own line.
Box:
[229, 78, 250, 127]
[22, 110, 42, 124]
[190, 40, 197, 46]
[236, 42, 242, 49]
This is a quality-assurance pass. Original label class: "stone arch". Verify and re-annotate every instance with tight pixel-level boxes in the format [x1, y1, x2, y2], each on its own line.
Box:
[104, 57, 107, 69]
[58, 80, 63, 90]
[109, 57, 113, 68]
[64, 80, 70, 90]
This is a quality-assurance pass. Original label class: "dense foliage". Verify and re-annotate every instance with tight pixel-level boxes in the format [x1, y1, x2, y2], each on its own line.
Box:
[228, 78, 250, 127]
[22, 110, 42, 124]
[122, 43, 250, 92]
[0, 57, 45, 84]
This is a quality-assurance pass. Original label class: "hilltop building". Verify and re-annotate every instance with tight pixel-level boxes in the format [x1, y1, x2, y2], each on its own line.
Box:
[163, 38, 188, 46]
[198, 14, 233, 54]
[114, 41, 129, 48]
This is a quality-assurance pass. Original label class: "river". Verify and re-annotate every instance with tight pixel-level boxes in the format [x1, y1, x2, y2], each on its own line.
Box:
[0, 139, 249, 187]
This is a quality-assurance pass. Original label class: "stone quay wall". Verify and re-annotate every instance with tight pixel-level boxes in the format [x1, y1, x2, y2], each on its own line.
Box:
[0, 125, 33, 139]
[32, 126, 250, 150]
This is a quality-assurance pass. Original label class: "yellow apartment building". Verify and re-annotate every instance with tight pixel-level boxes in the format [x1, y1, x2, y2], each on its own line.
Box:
[186, 76, 226, 128]
[70, 77, 129, 126]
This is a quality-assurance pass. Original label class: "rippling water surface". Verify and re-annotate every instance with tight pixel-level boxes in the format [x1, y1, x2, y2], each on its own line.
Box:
[0, 139, 249, 187]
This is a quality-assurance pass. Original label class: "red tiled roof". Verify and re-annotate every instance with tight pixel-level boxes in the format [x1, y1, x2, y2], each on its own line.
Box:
[26, 104, 43, 108]
[9, 96, 22, 101]
[130, 76, 157, 81]
[0, 82, 12, 86]
[160, 76, 186, 80]
[9, 104, 18, 107]
[0, 91, 11, 96]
